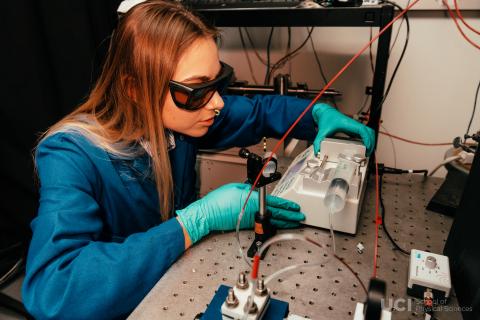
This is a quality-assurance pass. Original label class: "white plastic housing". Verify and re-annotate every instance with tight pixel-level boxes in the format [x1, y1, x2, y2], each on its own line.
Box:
[408, 249, 452, 298]
[272, 138, 368, 234]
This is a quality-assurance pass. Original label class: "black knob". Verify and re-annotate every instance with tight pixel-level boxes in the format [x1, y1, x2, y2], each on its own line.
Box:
[239, 148, 250, 159]
[453, 136, 462, 148]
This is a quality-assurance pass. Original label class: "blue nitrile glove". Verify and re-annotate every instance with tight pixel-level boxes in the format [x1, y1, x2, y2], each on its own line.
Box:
[176, 183, 305, 244]
[312, 103, 375, 156]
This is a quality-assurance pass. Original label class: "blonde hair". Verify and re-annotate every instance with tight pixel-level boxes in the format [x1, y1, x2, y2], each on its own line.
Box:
[39, 0, 219, 220]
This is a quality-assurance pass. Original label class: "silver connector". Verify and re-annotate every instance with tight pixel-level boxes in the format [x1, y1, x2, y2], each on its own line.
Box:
[255, 279, 268, 296]
[225, 288, 239, 308]
[259, 186, 266, 217]
[236, 272, 249, 290]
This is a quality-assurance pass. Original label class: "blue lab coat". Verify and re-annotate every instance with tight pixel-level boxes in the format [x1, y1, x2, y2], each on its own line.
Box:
[23, 95, 317, 319]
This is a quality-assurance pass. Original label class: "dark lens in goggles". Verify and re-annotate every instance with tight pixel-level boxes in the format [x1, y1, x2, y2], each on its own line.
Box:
[169, 62, 233, 111]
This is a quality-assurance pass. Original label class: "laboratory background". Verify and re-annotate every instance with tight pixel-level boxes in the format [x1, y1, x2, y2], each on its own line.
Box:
[1, 0, 479, 319]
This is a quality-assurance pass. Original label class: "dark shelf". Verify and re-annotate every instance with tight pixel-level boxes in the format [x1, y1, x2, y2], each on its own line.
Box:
[195, 5, 392, 27]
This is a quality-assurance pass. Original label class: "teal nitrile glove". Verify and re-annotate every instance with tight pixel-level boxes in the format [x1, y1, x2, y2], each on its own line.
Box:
[176, 183, 305, 244]
[312, 103, 376, 156]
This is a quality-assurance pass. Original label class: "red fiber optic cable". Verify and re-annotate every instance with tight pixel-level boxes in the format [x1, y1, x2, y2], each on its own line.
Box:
[454, 0, 480, 36]
[355, 112, 451, 146]
[242, 0, 422, 215]
[379, 131, 451, 146]
[373, 156, 380, 278]
[243, 0, 422, 277]
[252, 255, 260, 279]
[443, 0, 480, 50]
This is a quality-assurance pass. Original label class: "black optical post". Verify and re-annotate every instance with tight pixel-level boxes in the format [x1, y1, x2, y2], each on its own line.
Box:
[239, 148, 281, 259]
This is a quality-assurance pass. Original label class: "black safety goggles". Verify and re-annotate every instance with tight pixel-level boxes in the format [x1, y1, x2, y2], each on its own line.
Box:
[169, 62, 233, 111]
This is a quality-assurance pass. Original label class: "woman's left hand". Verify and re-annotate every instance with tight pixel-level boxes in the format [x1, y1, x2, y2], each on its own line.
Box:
[312, 103, 375, 156]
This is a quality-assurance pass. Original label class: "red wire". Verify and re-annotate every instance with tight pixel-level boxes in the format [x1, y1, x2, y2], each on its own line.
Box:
[251, 255, 260, 279]
[443, 0, 480, 50]
[242, 0, 422, 217]
[454, 0, 480, 35]
[379, 130, 451, 146]
[243, 0, 422, 279]
[373, 156, 380, 278]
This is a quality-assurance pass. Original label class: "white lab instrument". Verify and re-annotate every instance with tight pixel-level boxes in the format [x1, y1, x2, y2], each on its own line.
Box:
[407, 249, 451, 300]
[272, 138, 368, 234]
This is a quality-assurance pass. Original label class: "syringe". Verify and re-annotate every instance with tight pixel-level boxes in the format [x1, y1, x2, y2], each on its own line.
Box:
[324, 153, 359, 213]
[324, 153, 358, 253]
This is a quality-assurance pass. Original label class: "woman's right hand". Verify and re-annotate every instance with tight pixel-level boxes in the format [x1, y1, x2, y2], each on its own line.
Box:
[176, 183, 305, 244]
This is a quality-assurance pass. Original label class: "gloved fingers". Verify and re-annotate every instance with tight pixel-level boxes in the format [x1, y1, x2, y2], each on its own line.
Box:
[313, 133, 326, 155]
[268, 207, 305, 222]
[358, 126, 375, 156]
[313, 126, 336, 155]
[271, 218, 301, 229]
[266, 195, 300, 211]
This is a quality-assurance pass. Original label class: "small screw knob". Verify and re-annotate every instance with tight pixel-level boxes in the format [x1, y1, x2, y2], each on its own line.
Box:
[425, 256, 437, 269]
[255, 279, 268, 296]
[225, 288, 239, 308]
[236, 272, 249, 289]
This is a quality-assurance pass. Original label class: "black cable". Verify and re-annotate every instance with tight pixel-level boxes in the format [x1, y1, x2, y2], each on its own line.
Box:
[466, 78, 480, 136]
[244, 28, 267, 66]
[389, 0, 410, 53]
[309, 36, 329, 86]
[0, 292, 34, 320]
[285, 27, 292, 75]
[309, 34, 338, 108]
[378, 0, 410, 108]
[267, 27, 315, 83]
[357, 94, 371, 114]
[379, 173, 411, 255]
[381, 165, 428, 176]
[264, 27, 275, 85]
[238, 27, 260, 85]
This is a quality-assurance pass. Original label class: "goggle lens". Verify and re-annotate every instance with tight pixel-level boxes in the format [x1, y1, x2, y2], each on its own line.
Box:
[169, 62, 233, 111]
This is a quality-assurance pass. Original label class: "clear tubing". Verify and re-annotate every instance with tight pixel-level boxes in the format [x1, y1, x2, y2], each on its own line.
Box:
[236, 206, 252, 268]
[257, 233, 311, 258]
[242, 234, 317, 318]
[255, 232, 368, 294]
[264, 262, 323, 286]
[329, 208, 336, 254]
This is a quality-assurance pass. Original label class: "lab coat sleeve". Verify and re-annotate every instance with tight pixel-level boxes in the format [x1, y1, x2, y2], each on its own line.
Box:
[22, 134, 185, 320]
[197, 94, 317, 149]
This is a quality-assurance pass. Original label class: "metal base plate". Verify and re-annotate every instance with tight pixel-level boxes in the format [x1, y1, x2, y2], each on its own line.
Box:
[129, 174, 461, 320]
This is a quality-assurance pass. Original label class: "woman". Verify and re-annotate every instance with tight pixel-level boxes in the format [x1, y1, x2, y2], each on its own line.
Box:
[23, 1, 375, 319]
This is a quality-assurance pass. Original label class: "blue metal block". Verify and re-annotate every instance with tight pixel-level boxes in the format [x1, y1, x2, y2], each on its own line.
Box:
[201, 285, 289, 320]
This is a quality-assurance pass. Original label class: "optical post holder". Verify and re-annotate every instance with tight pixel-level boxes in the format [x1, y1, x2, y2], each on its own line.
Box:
[239, 148, 281, 259]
